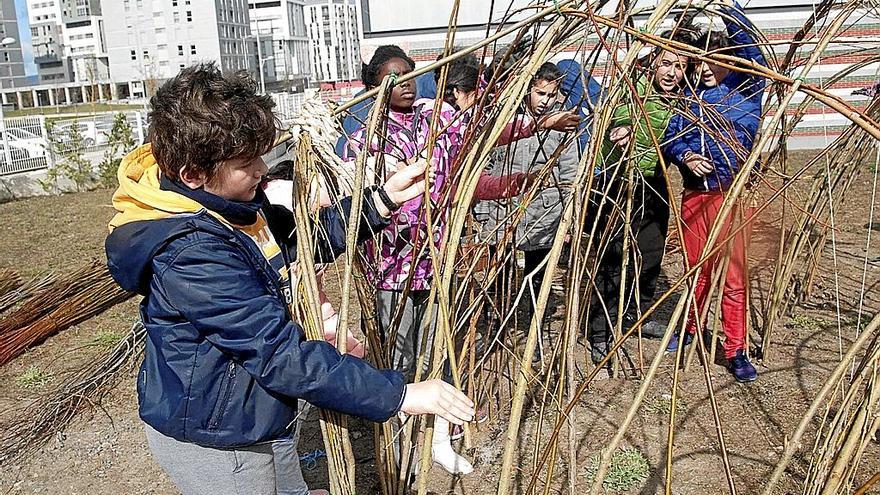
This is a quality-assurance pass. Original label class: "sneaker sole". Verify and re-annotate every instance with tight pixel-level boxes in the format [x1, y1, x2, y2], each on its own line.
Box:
[733, 375, 757, 383]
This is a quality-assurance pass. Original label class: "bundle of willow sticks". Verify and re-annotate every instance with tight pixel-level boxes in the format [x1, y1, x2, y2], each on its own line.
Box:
[0, 261, 133, 367]
[0, 321, 146, 463]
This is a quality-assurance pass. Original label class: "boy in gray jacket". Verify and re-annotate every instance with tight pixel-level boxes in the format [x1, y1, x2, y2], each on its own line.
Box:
[476, 62, 578, 360]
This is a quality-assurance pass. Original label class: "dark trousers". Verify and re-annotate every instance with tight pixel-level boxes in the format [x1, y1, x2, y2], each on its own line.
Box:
[587, 174, 670, 348]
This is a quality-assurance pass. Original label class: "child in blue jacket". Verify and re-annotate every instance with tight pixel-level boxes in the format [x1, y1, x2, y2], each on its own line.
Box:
[662, 1, 766, 382]
[105, 63, 473, 495]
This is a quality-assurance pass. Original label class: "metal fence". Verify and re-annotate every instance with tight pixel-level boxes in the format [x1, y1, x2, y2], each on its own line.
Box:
[271, 92, 306, 124]
[0, 93, 303, 178]
[0, 111, 148, 177]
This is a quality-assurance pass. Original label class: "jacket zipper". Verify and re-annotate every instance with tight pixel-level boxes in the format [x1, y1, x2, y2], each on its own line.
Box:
[208, 361, 236, 430]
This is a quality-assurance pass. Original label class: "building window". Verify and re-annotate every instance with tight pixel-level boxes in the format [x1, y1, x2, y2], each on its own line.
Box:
[186, 11, 192, 22]
[173, 11, 179, 22]
[130, 49, 136, 60]
[190, 44, 196, 55]
[177, 45, 183, 56]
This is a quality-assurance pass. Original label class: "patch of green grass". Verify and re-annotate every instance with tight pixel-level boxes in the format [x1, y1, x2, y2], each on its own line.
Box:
[90, 330, 124, 348]
[16, 365, 52, 389]
[787, 314, 825, 332]
[642, 394, 686, 416]
[583, 448, 651, 492]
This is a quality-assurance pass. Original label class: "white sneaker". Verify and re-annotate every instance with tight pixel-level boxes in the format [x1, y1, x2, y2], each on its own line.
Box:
[432, 417, 474, 475]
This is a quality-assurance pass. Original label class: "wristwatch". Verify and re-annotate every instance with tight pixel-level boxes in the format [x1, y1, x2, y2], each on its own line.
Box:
[375, 186, 400, 211]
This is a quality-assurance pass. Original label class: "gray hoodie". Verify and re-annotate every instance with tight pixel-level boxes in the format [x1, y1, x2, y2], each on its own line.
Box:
[474, 127, 578, 251]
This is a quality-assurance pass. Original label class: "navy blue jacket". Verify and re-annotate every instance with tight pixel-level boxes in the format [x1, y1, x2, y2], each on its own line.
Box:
[662, 3, 767, 192]
[557, 59, 603, 154]
[105, 156, 405, 448]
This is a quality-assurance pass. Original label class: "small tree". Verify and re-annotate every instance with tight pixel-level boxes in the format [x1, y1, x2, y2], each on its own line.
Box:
[97, 113, 136, 188]
[41, 120, 94, 193]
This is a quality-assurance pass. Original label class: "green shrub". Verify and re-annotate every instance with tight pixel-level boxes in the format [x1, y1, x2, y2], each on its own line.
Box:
[97, 113, 136, 188]
[41, 120, 94, 192]
[16, 365, 52, 389]
[583, 448, 651, 492]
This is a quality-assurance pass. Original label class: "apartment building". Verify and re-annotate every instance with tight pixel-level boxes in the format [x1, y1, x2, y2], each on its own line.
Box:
[103, 0, 253, 98]
[28, 0, 109, 85]
[248, 0, 312, 92]
[0, 0, 28, 89]
[306, 0, 360, 83]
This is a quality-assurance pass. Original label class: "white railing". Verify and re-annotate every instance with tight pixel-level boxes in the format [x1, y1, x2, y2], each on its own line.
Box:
[271, 92, 306, 124]
[0, 111, 148, 177]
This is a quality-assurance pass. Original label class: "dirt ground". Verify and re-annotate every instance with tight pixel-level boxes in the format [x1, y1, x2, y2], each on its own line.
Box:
[0, 150, 878, 494]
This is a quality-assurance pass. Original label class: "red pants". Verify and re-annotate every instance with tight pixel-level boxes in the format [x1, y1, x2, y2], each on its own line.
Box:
[681, 191, 754, 359]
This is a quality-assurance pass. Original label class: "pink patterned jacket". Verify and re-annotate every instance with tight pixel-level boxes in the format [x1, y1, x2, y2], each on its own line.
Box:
[345, 98, 533, 291]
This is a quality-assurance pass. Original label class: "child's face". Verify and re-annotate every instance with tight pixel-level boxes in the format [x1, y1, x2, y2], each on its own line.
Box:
[377, 57, 416, 112]
[451, 87, 476, 111]
[653, 50, 689, 92]
[205, 155, 268, 202]
[527, 79, 559, 116]
[699, 62, 730, 88]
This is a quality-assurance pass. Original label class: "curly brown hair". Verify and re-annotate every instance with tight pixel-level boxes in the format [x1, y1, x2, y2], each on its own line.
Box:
[148, 62, 279, 182]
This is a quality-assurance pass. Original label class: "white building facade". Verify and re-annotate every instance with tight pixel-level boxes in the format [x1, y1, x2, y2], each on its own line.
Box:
[248, 0, 312, 92]
[305, 0, 360, 83]
[0, 0, 29, 89]
[28, 0, 109, 86]
[104, 0, 254, 99]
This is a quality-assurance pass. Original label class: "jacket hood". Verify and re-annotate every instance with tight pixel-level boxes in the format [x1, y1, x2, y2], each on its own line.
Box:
[105, 144, 213, 294]
[108, 143, 205, 230]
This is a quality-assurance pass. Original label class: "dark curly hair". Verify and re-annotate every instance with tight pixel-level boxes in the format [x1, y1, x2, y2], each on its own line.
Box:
[148, 62, 279, 182]
[533, 62, 563, 86]
[361, 45, 415, 88]
[701, 30, 733, 54]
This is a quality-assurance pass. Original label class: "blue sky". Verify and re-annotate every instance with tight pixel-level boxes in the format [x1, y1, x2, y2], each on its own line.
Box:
[15, 0, 36, 76]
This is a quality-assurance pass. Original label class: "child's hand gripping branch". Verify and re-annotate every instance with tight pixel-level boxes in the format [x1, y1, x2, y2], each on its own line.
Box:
[609, 125, 633, 148]
[682, 150, 715, 177]
[371, 159, 432, 217]
[538, 109, 581, 133]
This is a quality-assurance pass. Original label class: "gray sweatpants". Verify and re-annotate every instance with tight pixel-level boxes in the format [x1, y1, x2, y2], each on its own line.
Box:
[376, 289, 450, 383]
[144, 404, 312, 495]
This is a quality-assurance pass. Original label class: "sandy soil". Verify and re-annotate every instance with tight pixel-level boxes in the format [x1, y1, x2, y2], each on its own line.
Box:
[0, 151, 877, 494]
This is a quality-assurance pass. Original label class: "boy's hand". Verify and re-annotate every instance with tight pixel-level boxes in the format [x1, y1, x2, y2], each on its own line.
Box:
[683, 151, 714, 177]
[401, 380, 475, 425]
[384, 159, 429, 204]
[373, 160, 430, 217]
[538, 110, 580, 132]
[609, 126, 633, 148]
